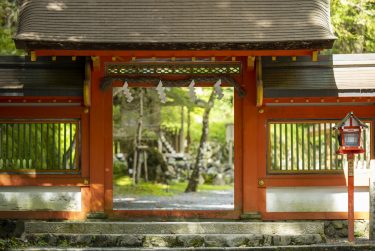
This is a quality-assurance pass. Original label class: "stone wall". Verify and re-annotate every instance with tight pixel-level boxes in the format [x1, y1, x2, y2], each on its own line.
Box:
[324, 220, 369, 238]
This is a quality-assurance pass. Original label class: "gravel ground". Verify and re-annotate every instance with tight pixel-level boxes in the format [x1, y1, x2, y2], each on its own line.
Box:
[113, 190, 234, 210]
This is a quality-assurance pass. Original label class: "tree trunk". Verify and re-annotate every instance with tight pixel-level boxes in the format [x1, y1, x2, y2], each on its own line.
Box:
[143, 151, 148, 181]
[185, 90, 215, 192]
[133, 89, 144, 184]
[185, 108, 191, 153]
[179, 106, 185, 153]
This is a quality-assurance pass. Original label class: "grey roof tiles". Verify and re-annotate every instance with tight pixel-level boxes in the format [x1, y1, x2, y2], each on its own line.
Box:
[14, 0, 335, 50]
[0, 56, 84, 97]
[263, 54, 375, 98]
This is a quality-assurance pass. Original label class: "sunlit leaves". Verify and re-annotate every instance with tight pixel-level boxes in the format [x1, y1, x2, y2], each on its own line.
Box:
[331, 0, 375, 53]
[0, 0, 24, 55]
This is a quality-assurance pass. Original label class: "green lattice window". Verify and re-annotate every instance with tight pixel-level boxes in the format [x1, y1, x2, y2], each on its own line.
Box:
[0, 119, 80, 174]
[267, 120, 372, 174]
[106, 62, 241, 76]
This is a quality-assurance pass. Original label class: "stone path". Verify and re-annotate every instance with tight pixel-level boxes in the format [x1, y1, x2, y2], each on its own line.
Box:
[113, 190, 234, 210]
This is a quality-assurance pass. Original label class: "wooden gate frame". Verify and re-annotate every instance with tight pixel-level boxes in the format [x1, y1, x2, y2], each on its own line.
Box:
[0, 49, 320, 220]
[91, 56, 256, 219]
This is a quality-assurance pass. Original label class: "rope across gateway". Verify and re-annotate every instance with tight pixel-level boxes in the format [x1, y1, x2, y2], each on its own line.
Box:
[100, 76, 246, 97]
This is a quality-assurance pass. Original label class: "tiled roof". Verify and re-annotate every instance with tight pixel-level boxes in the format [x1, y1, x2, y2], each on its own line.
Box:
[0, 56, 84, 97]
[15, 0, 335, 50]
[263, 54, 375, 98]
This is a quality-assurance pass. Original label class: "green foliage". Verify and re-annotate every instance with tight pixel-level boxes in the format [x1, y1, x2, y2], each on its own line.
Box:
[113, 160, 127, 175]
[165, 87, 192, 108]
[0, 28, 19, 55]
[0, 0, 24, 55]
[0, 237, 25, 249]
[0, 239, 4, 250]
[209, 88, 234, 143]
[161, 105, 184, 130]
[160, 87, 233, 145]
[331, 0, 375, 53]
[112, 101, 122, 129]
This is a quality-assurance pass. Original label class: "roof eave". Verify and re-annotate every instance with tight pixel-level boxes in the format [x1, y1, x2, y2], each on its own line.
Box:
[14, 39, 336, 52]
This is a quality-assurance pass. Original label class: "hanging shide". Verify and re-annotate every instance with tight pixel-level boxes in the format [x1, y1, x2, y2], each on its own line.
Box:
[120, 79, 227, 104]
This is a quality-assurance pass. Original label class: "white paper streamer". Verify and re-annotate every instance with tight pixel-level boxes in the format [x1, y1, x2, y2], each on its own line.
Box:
[156, 80, 167, 103]
[122, 81, 134, 103]
[188, 79, 197, 102]
[214, 79, 224, 99]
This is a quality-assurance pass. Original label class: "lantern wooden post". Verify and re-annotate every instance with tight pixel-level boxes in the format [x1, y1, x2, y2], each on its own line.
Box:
[334, 112, 368, 243]
[347, 153, 355, 242]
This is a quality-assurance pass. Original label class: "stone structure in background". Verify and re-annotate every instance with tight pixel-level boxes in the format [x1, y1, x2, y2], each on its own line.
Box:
[370, 162, 375, 240]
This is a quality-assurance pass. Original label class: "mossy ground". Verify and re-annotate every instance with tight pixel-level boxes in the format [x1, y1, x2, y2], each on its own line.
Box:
[114, 176, 232, 197]
[0, 237, 26, 249]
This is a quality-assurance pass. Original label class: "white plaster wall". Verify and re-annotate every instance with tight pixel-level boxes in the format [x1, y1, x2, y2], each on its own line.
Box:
[266, 186, 369, 212]
[0, 187, 81, 211]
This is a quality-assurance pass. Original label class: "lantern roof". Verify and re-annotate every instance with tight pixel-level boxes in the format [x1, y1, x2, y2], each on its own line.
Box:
[14, 0, 335, 51]
[334, 112, 368, 130]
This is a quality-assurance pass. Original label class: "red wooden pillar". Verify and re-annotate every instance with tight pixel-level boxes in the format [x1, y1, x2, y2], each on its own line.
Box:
[89, 58, 112, 215]
[103, 59, 114, 213]
[241, 57, 259, 215]
[234, 80, 243, 212]
[348, 153, 355, 242]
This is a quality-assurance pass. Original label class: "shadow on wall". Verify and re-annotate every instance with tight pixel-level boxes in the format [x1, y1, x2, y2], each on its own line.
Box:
[0, 187, 81, 211]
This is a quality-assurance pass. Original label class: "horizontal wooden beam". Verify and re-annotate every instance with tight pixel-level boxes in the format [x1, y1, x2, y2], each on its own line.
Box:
[0, 175, 90, 186]
[264, 97, 375, 104]
[34, 49, 315, 58]
[111, 209, 241, 219]
[259, 174, 369, 187]
[0, 106, 84, 118]
[261, 105, 375, 119]
[262, 212, 369, 220]
[0, 211, 86, 220]
[0, 96, 82, 104]
[112, 79, 233, 88]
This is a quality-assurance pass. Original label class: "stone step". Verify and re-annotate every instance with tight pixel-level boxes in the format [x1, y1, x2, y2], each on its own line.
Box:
[25, 221, 324, 235]
[10, 245, 375, 251]
[24, 233, 324, 248]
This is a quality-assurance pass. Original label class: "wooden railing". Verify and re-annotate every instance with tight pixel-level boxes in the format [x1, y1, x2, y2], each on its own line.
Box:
[267, 120, 372, 174]
[0, 119, 80, 174]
